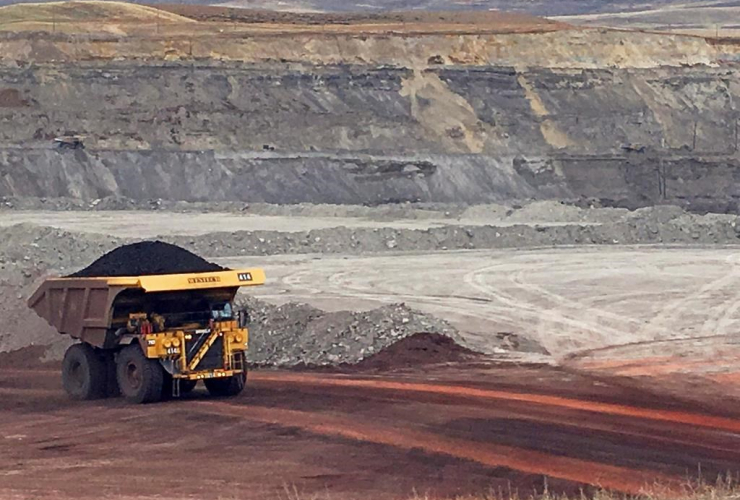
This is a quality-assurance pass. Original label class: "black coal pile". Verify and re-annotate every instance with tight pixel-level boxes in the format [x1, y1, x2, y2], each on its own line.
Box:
[69, 241, 224, 277]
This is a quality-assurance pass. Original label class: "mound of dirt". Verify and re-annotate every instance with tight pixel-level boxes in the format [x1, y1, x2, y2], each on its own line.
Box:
[69, 241, 223, 277]
[348, 332, 481, 372]
[242, 297, 463, 367]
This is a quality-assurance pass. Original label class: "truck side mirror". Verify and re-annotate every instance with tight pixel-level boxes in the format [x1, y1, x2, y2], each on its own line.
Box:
[237, 310, 250, 328]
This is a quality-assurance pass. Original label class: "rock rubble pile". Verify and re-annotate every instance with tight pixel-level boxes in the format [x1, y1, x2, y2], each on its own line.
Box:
[241, 297, 463, 367]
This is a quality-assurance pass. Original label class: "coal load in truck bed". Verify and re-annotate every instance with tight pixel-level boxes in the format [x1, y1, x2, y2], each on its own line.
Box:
[68, 241, 224, 278]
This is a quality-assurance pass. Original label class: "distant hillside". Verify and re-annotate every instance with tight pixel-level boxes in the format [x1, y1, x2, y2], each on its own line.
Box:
[0, 0, 730, 17]
[0, 0, 738, 36]
[553, 0, 740, 36]
[0, 0, 194, 34]
[0, 0, 193, 22]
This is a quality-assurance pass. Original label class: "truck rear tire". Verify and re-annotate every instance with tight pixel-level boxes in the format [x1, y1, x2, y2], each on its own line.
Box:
[116, 345, 164, 404]
[62, 343, 107, 400]
[204, 372, 246, 398]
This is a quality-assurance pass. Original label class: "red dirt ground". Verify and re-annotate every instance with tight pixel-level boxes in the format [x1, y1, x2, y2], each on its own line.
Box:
[1, 362, 739, 500]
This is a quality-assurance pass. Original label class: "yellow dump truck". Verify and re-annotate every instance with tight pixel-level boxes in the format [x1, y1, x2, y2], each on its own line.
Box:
[28, 269, 265, 403]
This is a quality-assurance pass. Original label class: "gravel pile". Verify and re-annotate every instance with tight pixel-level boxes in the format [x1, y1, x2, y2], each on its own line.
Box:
[0, 223, 121, 275]
[69, 241, 223, 277]
[0, 225, 122, 356]
[241, 297, 463, 367]
[168, 214, 740, 258]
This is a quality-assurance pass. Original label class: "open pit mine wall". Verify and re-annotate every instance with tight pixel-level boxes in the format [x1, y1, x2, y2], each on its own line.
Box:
[0, 61, 739, 210]
[0, 29, 730, 68]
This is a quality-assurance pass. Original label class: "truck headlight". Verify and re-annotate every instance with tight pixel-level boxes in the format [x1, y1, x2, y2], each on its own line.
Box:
[172, 338, 181, 347]
[235, 334, 243, 343]
[163, 339, 172, 348]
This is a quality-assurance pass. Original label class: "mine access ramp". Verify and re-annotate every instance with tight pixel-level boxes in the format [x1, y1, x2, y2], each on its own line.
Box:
[28, 268, 265, 403]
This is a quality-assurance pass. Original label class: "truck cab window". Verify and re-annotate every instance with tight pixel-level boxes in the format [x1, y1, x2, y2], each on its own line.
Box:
[211, 302, 233, 320]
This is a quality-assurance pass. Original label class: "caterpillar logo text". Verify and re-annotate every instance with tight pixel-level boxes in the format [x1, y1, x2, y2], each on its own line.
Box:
[188, 276, 221, 284]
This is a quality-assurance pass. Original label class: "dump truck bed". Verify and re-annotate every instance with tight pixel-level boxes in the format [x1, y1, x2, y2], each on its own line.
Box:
[28, 269, 265, 348]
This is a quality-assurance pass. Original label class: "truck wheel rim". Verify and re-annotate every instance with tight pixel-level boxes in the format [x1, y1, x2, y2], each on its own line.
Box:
[125, 362, 142, 390]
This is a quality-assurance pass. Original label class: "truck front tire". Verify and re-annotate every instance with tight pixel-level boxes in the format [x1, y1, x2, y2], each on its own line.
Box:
[62, 343, 107, 400]
[204, 372, 246, 398]
[116, 345, 164, 404]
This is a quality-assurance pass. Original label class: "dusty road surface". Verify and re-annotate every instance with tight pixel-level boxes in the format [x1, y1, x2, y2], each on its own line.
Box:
[228, 246, 740, 358]
[2, 364, 740, 500]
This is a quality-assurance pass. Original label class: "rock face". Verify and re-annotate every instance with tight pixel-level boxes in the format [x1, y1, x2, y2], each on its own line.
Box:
[1, 64, 736, 154]
[2, 150, 740, 212]
[0, 29, 722, 67]
[0, 62, 738, 211]
[0, 9, 738, 212]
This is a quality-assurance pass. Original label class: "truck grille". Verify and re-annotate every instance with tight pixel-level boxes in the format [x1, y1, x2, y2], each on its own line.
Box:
[198, 337, 224, 371]
[185, 331, 225, 371]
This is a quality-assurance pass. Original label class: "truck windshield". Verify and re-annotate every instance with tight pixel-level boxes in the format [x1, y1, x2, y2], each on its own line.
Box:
[211, 303, 233, 320]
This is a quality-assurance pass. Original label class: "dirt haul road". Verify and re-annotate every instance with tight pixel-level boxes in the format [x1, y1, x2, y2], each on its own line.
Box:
[2, 364, 740, 500]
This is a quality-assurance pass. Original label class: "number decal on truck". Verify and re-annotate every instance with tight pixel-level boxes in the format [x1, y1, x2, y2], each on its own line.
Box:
[238, 272, 253, 282]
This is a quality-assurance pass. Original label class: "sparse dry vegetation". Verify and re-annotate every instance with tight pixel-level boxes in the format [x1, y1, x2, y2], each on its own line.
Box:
[411, 477, 740, 500]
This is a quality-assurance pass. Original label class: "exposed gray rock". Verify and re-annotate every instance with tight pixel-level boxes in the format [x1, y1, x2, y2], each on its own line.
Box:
[239, 296, 463, 366]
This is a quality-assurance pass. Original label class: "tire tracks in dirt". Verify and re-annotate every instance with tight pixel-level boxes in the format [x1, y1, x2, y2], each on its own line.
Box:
[5, 374, 740, 456]
[4, 368, 740, 496]
[248, 373, 740, 457]
[252, 248, 740, 360]
[463, 263, 643, 353]
[250, 372, 740, 433]
[644, 253, 740, 338]
[192, 400, 678, 495]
